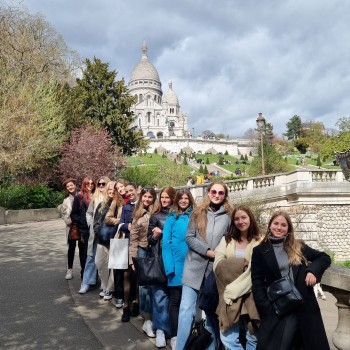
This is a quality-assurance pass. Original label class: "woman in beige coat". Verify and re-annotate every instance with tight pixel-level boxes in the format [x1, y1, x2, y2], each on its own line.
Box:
[214, 205, 261, 350]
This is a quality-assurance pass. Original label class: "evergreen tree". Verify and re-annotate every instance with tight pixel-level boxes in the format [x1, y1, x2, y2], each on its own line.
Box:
[284, 115, 302, 140]
[73, 57, 145, 155]
[317, 155, 322, 167]
[199, 164, 204, 173]
[183, 157, 188, 165]
[203, 165, 209, 175]
[240, 155, 244, 160]
[224, 150, 229, 155]
[206, 157, 210, 164]
[244, 154, 248, 161]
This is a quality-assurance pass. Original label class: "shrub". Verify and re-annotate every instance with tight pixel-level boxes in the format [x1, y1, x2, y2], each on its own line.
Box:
[0, 184, 64, 210]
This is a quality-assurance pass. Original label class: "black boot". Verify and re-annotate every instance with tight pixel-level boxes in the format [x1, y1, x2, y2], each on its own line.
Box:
[130, 302, 139, 317]
[121, 307, 130, 322]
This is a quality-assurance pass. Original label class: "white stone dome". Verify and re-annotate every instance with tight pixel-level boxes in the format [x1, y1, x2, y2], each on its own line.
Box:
[164, 81, 179, 106]
[130, 41, 160, 83]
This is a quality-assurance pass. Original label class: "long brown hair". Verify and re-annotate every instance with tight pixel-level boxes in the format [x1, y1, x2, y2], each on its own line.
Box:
[264, 210, 306, 265]
[79, 176, 95, 206]
[172, 188, 195, 217]
[133, 187, 157, 220]
[225, 205, 260, 244]
[153, 186, 176, 214]
[191, 181, 233, 240]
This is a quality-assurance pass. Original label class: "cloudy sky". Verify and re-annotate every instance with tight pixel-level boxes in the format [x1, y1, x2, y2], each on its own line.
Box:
[21, 0, 350, 137]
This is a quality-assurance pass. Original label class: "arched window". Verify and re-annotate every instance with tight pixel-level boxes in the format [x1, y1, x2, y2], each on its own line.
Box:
[157, 132, 164, 139]
[139, 94, 143, 102]
[135, 95, 138, 103]
[147, 112, 151, 123]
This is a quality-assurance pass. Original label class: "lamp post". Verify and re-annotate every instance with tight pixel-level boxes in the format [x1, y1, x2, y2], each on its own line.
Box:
[192, 127, 194, 138]
[256, 113, 266, 176]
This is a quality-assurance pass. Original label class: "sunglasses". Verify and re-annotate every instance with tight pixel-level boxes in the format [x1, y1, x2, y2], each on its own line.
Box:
[87, 181, 94, 185]
[98, 182, 106, 187]
[143, 187, 156, 193]
[210, 189, 225, 197]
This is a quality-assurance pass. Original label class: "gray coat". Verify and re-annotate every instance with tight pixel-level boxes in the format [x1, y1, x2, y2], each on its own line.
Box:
[182, 206, 231, 290]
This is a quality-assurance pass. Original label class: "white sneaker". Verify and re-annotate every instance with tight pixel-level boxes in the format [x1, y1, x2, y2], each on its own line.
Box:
[103, 291, 113, 300]
[79, 284, 89, 294]
[142, 320, 155, 338]
[156, 330, 166, 348]
[170, 336, 177, 350]
[115, 299, 124, 308]
[99, 289, 107, 297]
[65, 269, 73, 280]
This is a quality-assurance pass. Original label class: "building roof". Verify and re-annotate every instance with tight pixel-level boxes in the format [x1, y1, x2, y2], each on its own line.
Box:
[129, 40, 160, 83]
[163, 81, 179, 106]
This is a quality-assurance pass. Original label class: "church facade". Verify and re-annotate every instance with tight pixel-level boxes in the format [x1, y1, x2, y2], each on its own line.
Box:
[127, 41, 190, 139]
[127, 41, 253, 156]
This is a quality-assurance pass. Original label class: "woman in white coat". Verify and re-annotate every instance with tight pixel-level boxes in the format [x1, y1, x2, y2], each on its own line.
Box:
[60, 178, 78, 280]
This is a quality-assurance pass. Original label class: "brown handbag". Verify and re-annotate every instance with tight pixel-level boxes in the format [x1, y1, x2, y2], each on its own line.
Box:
[69, 222, 81, 240]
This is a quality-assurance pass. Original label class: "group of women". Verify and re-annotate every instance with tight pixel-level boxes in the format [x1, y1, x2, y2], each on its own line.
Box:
[60, 177, 331, 350]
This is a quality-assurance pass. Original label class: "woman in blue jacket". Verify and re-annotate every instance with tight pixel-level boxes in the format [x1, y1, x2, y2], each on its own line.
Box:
[162, 188, 195, 350]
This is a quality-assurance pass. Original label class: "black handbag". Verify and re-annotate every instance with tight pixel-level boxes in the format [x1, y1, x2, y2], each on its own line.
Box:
[132, 241, 167, 286]
[198, 270, 219, 315]
[97, 222, 118, 247]
[184, 318, 211, 350]
[267, 274, 303, 316]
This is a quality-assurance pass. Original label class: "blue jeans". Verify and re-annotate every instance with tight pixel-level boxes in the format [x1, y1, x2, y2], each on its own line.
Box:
[82, 239, 98, 286]
[176, 285, 220, 350]
[138, 247, 153, 319]
[151, 284, 170, 335]
[220, 321, 257, 350]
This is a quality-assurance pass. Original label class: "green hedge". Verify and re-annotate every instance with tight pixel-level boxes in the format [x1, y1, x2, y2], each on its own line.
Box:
[0, 184, 64, 210]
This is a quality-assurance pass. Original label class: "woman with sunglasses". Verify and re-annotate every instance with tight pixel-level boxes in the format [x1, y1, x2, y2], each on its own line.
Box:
[214, 205, 261, 350]
[176, 181, 232, 350]
[79, 176, 110, 294]
[147, 186, 176, 348]
[162, 188, 195, 350]
[70, 176, 96, 280]
[129, 187, 158, 338]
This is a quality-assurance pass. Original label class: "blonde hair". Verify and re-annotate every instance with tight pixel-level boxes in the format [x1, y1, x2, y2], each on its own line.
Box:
[264, 210, 307, 265]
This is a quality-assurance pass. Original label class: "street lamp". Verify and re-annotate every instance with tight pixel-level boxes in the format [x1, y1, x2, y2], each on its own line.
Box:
[192, 127, 194, 138]
[256, 112, 266, 176]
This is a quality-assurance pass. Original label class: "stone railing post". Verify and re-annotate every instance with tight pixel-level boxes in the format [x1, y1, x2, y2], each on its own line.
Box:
[322, 265, 350, 350]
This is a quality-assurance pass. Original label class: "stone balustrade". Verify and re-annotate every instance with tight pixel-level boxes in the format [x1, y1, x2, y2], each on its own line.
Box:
[322, 265, 350, 350]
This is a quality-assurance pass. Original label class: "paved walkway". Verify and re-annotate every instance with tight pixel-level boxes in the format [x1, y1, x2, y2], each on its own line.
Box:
[0, 219, 338, 349]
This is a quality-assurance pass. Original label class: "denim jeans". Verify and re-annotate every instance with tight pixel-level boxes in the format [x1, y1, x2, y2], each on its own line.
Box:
[176, 285, 220, 350]
[82, 239, 98, 286]
[220, 321, 257, 350]
[150, 284, 170, 335]
[137, 247, 153, 319]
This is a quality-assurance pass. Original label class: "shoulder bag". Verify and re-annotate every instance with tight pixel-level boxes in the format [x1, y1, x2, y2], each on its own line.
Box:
[97, 222, 118, 247]
[184, 318, 211, 350]
[68, 222, 81, 241]
[266, 269, 303, 316]
[198, 270, 219, 315]
[108, 226, 129, 269]
[132, 240, 166, 286]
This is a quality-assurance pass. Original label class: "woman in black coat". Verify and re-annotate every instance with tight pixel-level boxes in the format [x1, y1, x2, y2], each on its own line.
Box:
[251, 210, 331, 350]
[70, 176, 95, 279]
